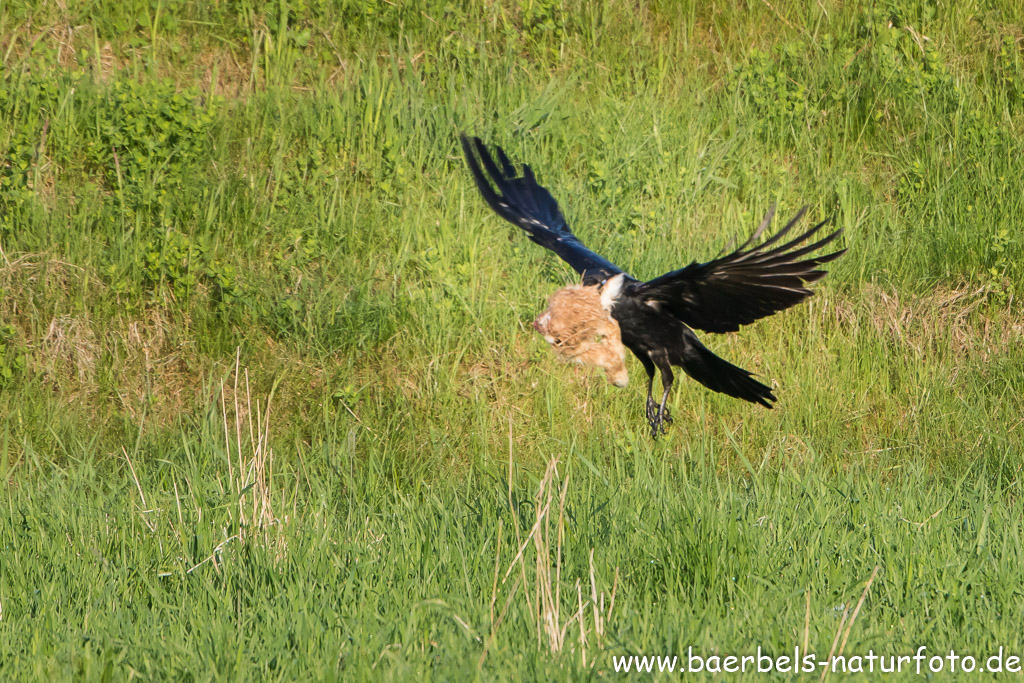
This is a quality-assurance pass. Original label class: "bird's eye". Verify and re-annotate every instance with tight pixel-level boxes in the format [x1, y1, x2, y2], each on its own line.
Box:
[600, 278, 608, 287]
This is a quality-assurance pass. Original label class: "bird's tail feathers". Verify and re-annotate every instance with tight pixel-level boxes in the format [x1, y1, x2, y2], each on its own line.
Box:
[676, 334, 776, 408]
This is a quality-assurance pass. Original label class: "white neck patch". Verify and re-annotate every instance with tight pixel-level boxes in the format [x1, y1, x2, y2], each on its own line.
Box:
[599, 273, 626, 311]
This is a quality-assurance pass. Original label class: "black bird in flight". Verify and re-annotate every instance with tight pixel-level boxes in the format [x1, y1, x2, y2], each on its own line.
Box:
[461, 135, 846, 436]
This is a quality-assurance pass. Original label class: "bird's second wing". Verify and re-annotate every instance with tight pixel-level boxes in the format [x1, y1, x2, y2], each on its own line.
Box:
[460, 135, 622, 284]
[635, 206, 846, 333]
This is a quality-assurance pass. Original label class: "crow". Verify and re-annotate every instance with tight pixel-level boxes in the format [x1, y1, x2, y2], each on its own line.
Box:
[460, 135, 846, 437]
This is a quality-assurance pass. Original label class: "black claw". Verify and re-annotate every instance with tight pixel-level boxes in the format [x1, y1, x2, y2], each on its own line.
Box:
[645, 397, 660, 424]
[645, 395, 672, 438]
[648, 414, 669, 438]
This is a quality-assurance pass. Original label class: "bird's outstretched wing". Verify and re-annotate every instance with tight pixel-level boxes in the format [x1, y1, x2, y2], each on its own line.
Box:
[635, 206, 846, 333]
[461, 135, 623, 284]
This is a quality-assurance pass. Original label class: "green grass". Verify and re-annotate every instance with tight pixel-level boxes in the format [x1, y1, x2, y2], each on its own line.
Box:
[1, 0, 1023, 679]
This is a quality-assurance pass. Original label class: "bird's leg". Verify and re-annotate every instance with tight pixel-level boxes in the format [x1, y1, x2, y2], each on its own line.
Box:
[639, 355, 659, 427]
[650, 359, 674, 438]
[646, 381, 659, 426]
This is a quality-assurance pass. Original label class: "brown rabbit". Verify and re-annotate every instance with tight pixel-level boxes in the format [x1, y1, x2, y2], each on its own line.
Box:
[532, 284, 628, 388]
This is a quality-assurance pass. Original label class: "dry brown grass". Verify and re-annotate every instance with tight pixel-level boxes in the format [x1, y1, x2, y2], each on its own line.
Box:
[0, 14, 346, 99]
[41, 314, 99, 384]
[0, 19, 124, 79]
[825, 283, 1022, 363]
[478, 451, 618, 671]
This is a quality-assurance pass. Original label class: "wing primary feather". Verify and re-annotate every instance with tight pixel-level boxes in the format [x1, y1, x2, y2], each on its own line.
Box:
[754, 227, 844, 264]
[521, 165, 542, 216]
[494, 144, 518, 178]
[461, 135, 503, 208]
[734, 203, 778, 251]
[735, 204, 809, 255]
[473, 137, 511, 193]
[752, 219, 838, 261]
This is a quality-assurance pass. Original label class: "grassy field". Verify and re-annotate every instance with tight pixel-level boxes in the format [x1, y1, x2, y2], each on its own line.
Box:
[2, 0, 1023, 678]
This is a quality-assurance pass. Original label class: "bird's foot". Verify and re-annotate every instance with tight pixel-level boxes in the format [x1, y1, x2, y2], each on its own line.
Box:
[645, 397, 658, 424]
[647, 408, 673, 438]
